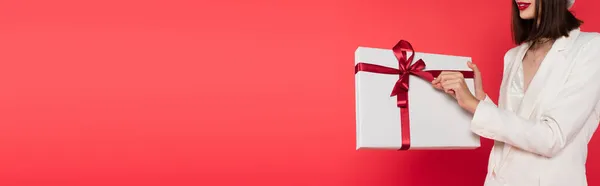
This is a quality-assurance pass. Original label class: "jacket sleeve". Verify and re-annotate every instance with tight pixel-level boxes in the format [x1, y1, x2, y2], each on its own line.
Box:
[482, 95, 495, 105]
[470, 37, 600, 158]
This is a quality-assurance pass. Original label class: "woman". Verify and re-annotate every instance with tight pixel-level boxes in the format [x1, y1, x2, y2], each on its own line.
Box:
[431, 0, 600, 185]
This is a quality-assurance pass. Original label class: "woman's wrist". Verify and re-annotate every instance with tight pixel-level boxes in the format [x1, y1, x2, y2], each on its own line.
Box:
[461, 96, 480, 114]
[476, 90, 487, 101]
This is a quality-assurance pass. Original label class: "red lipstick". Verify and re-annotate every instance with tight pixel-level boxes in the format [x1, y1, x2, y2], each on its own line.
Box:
[517, 2, 531, 10]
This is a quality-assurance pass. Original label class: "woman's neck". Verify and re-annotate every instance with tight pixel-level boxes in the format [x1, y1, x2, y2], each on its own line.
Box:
[530, 38, 555, 51]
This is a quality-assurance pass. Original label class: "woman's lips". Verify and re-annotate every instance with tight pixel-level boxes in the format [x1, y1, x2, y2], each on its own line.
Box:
[517, 2, 531, 10]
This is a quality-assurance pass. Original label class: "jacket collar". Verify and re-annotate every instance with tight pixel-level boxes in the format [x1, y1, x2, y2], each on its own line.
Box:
[554, 27, 581, 52]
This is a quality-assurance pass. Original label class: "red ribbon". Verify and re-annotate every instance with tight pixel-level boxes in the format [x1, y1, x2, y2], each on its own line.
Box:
[355, 40, 474, 150]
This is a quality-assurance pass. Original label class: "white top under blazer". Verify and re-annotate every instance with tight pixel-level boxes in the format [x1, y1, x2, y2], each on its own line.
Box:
[472, 28, 600, 186]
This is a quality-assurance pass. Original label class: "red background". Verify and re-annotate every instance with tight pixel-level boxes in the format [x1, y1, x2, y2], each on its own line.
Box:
[1, 0, 599, 185]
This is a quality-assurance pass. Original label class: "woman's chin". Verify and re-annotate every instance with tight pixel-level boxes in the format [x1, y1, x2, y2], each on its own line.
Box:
[520, 12, 535, 20]
[520, 15, 535, 20]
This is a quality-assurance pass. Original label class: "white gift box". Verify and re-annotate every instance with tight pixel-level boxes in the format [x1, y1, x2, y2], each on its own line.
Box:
[355, 41, 481, 150]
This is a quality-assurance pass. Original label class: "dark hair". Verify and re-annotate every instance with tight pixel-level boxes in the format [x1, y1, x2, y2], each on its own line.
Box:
[511, 0, 583, 45]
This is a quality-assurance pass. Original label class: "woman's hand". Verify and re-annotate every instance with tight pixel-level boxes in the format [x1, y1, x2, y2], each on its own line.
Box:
[431, 61, 485, 113]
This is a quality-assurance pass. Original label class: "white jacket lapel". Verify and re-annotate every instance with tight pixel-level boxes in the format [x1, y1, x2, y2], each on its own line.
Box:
[500, 44, 529, 110]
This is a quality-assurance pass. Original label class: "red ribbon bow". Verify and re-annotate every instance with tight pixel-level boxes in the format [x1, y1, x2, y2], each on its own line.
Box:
[355, 40, 473, 150]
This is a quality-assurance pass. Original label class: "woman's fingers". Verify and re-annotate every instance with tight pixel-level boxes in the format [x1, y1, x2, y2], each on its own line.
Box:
[432, 82, 443, 90]
[467, 61, 486, 99]
[467, 61, 481, 84]
[432, 71, 463, 84]
[432, 72, 465, 97]
[467, 61, 479, 74]
[441, 79, 466, 100]
[442, 79, 462, 90]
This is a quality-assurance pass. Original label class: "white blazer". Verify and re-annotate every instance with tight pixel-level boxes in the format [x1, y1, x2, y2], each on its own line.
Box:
[472, 28, 600, 186]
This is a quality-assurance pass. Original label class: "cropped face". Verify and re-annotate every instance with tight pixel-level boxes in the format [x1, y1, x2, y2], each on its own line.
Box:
[516, 0, 537, 20]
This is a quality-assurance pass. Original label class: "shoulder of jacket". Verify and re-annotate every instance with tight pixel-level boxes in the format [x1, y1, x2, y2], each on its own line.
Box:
[578, 31, 600, 38]
[575, 31, 600, 47]
[505, 46, 519, 56]
[501, 44, 523, 71]
[503, 44, 523, 61]
[572, 32, 600, 68]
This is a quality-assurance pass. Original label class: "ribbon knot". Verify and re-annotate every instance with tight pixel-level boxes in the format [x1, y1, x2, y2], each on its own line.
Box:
[392, 58, 430, 95]
[355, 40, 435, 108]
